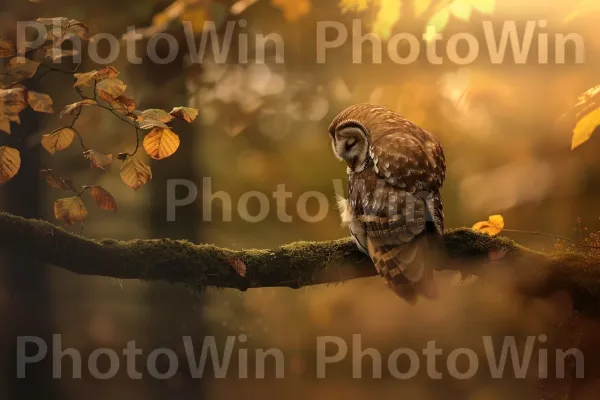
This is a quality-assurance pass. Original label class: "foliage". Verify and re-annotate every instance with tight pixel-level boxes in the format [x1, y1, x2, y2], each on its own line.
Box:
[472, 214, 504, 236]
[0, 18, 198, 227]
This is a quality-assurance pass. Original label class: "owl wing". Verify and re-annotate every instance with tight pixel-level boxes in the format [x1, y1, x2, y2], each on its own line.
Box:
[357, 131, 445, 302]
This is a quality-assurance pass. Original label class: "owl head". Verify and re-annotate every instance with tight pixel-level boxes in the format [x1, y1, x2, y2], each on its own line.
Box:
[328, 118, 370, 172]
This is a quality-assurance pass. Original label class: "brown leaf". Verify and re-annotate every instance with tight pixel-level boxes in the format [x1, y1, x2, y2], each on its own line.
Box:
[169, 106, 198, 123]
[227, 258, 247, 277]
[96, 66, 119, 81]
[472, 214, 505, 236]
[109, 95, 136, 115]
[6, 57, 41, 83]
[73, 70, 99, 87]
[120, 156, 152, 190]
[143, 127, 180, 160]
[60, 99, 97, 118]
[86, 186, 117, 211]
[41, 127, 76, 154]
[27, 91, 54, 113]
[53, 196, 87, 225]
[136, 108, 173, 124]
[96, 78, 127, 102]
[0, 87, 27, 122]
[0, 118, 10, 134]
[0, 146, 20, 183]
[0, 40, 16, 58]
[40, 169, 76, 191]
[83, 150, 113, 170]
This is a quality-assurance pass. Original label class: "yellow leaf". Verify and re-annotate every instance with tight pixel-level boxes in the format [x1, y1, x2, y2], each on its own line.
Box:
[96, 78, 127, 102]
[451, 0, 472, 21]
[414, 0, 432, 16]
[137, 109, 174, 124]
[271, 0, 311, 21]
[27, 91, 54, 113]
[170, 106, 198, 123]
[41, 127, 76, 154]
[472, 214, 505, 236]
[73, 70, 98, 87]
[0, 146, 20, 183]
[339, 0, 371, 13]
[120, 156, 152, 190]
[83, 150, 113, 170]
[373, 0, 401, 39]
[572, 107, 600, 150]
[87, 186, 117, 211]
[426, 8, 450, 36]
[60, 99, 97, 119]
[0, 87, 28, 122]
[54, 196, 87, 225]
[0, 40, 16, 58]
[143, 127, 180, 160]
[6, 57, 40, 83]
[469, 0, 495, 14]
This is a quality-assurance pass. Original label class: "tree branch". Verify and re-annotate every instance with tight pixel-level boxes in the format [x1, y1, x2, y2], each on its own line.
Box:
[0, 212, 599, 317]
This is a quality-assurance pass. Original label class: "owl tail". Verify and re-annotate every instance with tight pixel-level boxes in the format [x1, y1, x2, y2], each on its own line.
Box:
[367, 237, 439, 304]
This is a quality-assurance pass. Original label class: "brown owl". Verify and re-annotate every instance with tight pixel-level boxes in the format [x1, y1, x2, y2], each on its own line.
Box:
[329, 104, 446, 303]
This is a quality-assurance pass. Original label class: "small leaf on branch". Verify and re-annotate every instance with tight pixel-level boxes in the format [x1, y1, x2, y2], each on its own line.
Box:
[136, 108, 173, 124]
[120, 156, 152, 190]
[227, 258, 247, 277]
[60, 99, 97, 118]
[40, 169, 76, 191]
[143, 127, 180, 160]
[73, 70, 99, 87]
[27, 91, 54, 113]
[109, 95, 136, 115]
[96, 78, 127, 102]
[83, 150, 113, 170]
[41, 127, 76, 154]
[572, 107, 600, 150]
[169, 106, 198, 123]
[472, 214, 505, 236]
[6, 57, 41, 83]
[0, 40, 16, 58]
[0, 146, 20, 183]
[86, 186, 117, 211]
[54, 196, 87, 225]
[96, 66, 119, 80]
[0, 87, 28, 122]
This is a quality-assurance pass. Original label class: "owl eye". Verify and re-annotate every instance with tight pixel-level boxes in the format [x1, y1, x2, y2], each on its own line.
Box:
[345, 138, 357, 150]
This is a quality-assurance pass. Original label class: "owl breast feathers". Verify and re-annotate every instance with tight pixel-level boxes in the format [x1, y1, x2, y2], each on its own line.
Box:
[330, 104, 446, 303]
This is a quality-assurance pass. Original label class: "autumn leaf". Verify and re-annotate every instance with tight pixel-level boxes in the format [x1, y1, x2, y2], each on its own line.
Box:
[227, 258, 247, 277]
[170, 106, 198, 123]
[96, 66, 119, 80]
[96, 78, 127, 102]
[86, 186, 117, 211]
[73, 70, 99, 87]
[41, 127, 76, 154]
[60, 99, 97, 118]
[54, 196, 87, 225]
[5, 57, 41, 83]
[271, 0, 311, 21]
[143, 127, 180, 160]
[0, 146, 20, 183]
[572, 107, 600, 150]
[137, 109, 173, 124]
[120, 156, 152, 190]
[472, 214, 505, 236]
[0, 87, 28, 122]
[110, 95, 136, 115]
[0, 39, 16, 58]
[27, 91, 54, 113]
[40, 169, 76, 191]
[83, 150, 113, 170]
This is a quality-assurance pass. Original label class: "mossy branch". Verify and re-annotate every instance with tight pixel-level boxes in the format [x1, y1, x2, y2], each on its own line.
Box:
[0, 212, 599, 316]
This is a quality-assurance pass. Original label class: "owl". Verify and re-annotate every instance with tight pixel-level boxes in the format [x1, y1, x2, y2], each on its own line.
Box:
[329, 104, 446, 303]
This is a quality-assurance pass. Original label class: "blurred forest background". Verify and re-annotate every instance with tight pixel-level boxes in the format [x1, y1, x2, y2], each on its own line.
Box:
[1, 0, 600, 399]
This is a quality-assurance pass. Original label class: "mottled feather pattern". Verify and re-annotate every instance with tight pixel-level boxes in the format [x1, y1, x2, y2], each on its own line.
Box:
[330, 104, 446, 302]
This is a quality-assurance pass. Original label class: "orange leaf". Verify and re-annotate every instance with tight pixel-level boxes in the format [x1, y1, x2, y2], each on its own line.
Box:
[0, 146, 20, 183]
[6, 57, 40, 83]
[143, 127, 180, 160]
[27, 91, 54, 113]
[120, 156, 152, 190]
[170, 106, 198, 123]
[53, 196, 87, 225]
[83, 150, 113, 170]
[0, 87, 28, 123]
[87, 186, 117, 211]
[40, 169, 76, 191]
[472, 214, 505, 236]
[109, 95, 136, 115]
[96, 78, 127, 103]
[41, 127, 75, 154]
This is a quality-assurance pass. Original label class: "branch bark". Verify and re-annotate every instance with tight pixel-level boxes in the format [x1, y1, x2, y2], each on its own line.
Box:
[1, 212, 599, 317]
